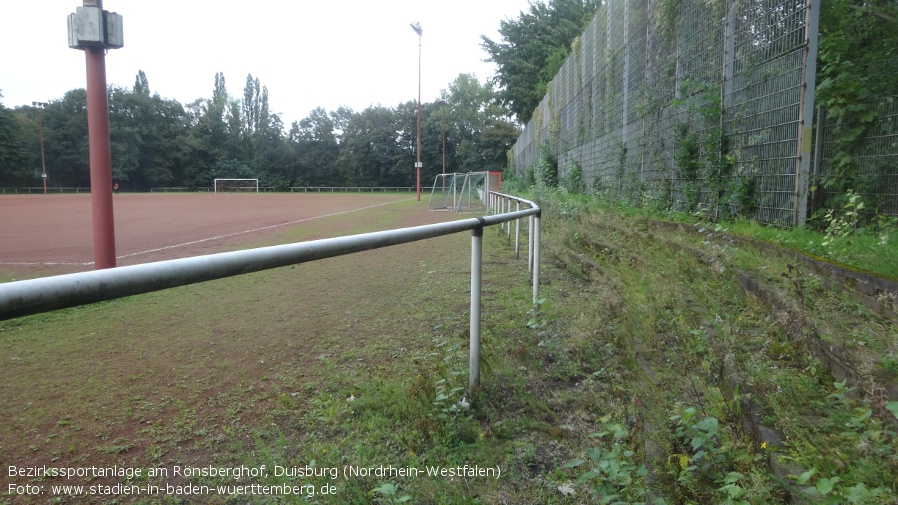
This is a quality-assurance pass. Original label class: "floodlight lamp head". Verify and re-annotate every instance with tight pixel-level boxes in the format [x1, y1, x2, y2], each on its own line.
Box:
[410, 22, 422, 36]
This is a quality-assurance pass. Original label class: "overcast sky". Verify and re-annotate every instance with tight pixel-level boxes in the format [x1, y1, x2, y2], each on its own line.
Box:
[1, 1, 531, 126]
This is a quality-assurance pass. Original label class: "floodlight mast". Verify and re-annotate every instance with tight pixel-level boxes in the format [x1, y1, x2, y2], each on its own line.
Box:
[411, 22, 423, 201]
[68, 0, 124, 269]
[436, 100, 447, 194]
[32, 102, 48, 195]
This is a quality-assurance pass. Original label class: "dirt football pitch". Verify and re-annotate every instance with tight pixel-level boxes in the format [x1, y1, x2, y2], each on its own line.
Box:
[1, 191, 502, 502]
[0, 192, 449, 281]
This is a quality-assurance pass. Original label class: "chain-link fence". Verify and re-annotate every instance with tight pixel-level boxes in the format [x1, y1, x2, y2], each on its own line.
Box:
[512, 0, 829, 227]
[815, 97, 898, 219]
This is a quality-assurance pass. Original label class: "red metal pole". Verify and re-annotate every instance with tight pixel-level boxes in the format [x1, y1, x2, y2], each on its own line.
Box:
[85, 43, 117, 269]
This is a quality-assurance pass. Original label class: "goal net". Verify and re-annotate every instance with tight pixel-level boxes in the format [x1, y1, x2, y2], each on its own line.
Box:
[456, 171, 490, 212]
[427, 171, 501, 213]
[426, 173, 462, 211]
[214, 178, 259, 193]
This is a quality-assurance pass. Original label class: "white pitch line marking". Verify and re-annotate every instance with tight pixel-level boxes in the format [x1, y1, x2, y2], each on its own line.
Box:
[0, 198, 412, 267]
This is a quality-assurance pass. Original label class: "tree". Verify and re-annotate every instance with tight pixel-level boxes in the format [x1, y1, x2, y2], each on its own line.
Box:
[108, 80, 190, 191]
[252, 113, 294, 189]
[330, 106, 354, 144]
[183, 73, 231, 186]
[425, 74, 520, 177]
[481, 0, 599, 124]
[338, 104, 414, 186]
[295, 107, 340, 185]
[242, 74, 266, 138]
[0, 103, 34, 187]
[2, 19, 529, 191]
[390, 101, 419, 186]
[480, 117, 520, 170]
[40, 90, 90, 188]
[133, 70, 150, 96]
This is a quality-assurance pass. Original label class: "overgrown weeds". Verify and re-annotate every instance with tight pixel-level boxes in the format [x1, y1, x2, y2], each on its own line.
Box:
[534, 190, 898, 503]
[2, 194, 897, 503]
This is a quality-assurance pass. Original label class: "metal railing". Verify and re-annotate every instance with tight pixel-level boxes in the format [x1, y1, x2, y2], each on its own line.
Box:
[0, 191, 540, 390]
[0, 187, 91, 194]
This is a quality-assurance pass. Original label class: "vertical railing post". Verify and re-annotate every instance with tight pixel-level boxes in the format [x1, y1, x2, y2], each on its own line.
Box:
[507, 199, 512, 239]
[514, 201, 521, 259]
[503, 197, 508, 230]
[500, 196, 505, 231]
[499, 196, 504, 230]
[528, 215, 534, 273]
[469, 222, 484, 391]
[532, 212, 541, 306]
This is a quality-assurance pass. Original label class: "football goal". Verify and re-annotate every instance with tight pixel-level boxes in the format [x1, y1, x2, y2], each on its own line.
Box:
[426, 173, 462, 211]
[426, 171, 501, 213]
[214, 178, 259, 193]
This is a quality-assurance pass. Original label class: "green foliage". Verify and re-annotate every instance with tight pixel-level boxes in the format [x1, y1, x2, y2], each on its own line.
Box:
[668, 85, 750, 219]
[337, 103, 413, 186]
[429, 339, 469, 426]
[481, 0, 600, 123]
[0, 103, 34, 186]
[666, 405, 767, 504]
[1, 65, 519, 190]
[428, 74, 519, 174]
[109, 85, 189, 188]
[526, 297, 549, 330]
[779, 380, 897, 504]
[370, 482, 412, 504]
[563, 414, 655, 504]
[815, 0, 898, 198]
[821, 189, 866, 247]
[564, 160, 585, 193]
[673, 120, 703, 212]
[536, 142, 559, 187]
[812, 189, 898, 267]
[292, 106, 339, 185]
[187, 159, 257, 188]
[673, 121, 701, 181]
[656, 0, 687, 40]
[726, 175, 755, 218]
